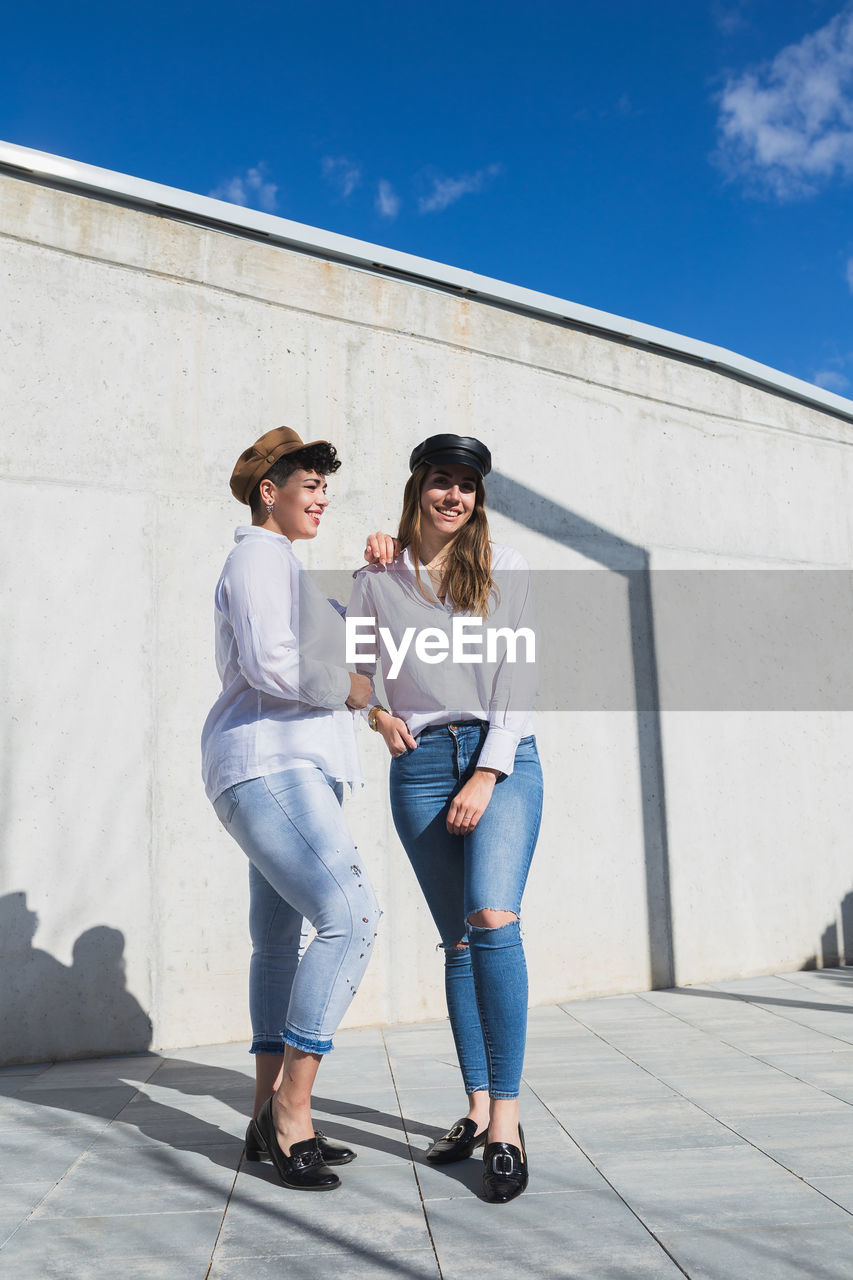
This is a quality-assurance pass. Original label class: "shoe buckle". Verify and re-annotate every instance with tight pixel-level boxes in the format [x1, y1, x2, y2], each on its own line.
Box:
[491, 1152, 515, 1176]
[447, 1123, 466, 1140]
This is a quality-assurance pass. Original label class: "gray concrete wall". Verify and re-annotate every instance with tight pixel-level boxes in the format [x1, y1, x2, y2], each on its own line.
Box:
[2, 171, 853, 1064]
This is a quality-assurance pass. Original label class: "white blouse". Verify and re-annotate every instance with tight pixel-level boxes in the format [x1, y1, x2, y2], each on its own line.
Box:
[201, 527, 361, 802]
[347, 544, 536, 776]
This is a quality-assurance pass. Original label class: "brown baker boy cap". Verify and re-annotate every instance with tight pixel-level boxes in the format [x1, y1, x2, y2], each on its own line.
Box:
[230, 426, 330, 505]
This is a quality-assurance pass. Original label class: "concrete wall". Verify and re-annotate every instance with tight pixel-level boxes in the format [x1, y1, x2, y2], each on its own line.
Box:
[2, 170, 853, 1064]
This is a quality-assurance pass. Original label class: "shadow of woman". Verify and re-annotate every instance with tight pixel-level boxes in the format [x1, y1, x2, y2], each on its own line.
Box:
[0, 892, 152, 1064]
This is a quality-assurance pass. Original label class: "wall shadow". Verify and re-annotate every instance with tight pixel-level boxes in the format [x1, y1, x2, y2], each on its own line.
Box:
[809, 889, 853, 973]
[0, 891, 152, 1065]
[488, 472, 675, 989]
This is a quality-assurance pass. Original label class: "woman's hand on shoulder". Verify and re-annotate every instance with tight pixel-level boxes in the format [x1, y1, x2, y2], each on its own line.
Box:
[446, 768, 500, 835]
[364, 532, 401, 566]
[375, 709, 417, 757]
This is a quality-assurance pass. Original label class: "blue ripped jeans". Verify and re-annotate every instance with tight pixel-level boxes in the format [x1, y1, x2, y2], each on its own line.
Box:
[213, 766, 381, 1055]
[390, 723, 543, 1099]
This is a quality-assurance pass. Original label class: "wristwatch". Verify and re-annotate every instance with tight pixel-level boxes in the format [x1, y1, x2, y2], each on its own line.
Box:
[367, 705, 389, 732]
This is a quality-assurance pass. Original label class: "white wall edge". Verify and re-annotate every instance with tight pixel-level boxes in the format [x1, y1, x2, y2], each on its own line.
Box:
[2, 137, 852, 426]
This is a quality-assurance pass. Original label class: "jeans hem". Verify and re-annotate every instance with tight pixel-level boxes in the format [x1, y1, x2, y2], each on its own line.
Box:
[284, 1028, 334, 1054]
[489, 1092, 521, 1100]
[250, 1037, 285, 1055]
[464, 1082, 490, 1094]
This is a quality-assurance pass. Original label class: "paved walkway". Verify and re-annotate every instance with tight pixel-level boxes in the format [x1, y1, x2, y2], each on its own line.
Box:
[2, 968, 853, 1279]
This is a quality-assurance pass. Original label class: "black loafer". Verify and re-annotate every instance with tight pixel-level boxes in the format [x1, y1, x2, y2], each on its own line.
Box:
[246, 1098, 341, 1190]
[482, 1125, 528, 1203]
[245, 1120, 356, 1167]
[425, 1117, 488, 1164]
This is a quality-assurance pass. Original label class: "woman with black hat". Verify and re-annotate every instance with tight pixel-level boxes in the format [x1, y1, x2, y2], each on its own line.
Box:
[348, 434, 542, 1203]
[202, 427, 381, 1192]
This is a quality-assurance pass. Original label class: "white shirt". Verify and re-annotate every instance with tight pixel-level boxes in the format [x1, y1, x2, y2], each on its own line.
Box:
[347, 544, 536, 776]
[201, 527, 361, 802]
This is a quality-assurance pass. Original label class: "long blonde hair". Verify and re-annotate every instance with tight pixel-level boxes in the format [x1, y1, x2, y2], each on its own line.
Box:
[396, 463, 493, 617]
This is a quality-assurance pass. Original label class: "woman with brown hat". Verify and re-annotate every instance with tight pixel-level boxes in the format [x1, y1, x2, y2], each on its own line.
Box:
[348, 434, 542, 1203]
[202, 427, 380, 1192]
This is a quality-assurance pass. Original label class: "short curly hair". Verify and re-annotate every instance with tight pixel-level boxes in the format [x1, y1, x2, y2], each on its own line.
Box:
[249, 442, 341, 515]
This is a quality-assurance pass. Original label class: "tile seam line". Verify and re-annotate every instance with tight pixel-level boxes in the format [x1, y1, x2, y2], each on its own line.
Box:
[203, 1152, 241, 1280]
[3, 227, 852, 448]
[0, 1079, 154, 1250]
[521, 1068, 691, 1276]
[556, 1000, 853, 1217]
[380, 1027, 443, 1280]
[641, 985, 853, 1054]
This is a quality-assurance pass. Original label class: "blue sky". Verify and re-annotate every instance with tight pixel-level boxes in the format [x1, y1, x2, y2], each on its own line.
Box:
[2, 0, 852, 394]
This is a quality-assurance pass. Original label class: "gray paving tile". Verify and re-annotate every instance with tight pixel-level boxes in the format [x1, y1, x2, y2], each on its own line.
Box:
[216, 1163, 431, 1259]
[0, 1085, 139, 1130]
[142, 1063, 254, 1098]
[567, 995, 670, 1023]
[0, 1125, 98, 1183]
[658, 1224, 853, 1280]
[806, 1174, 853, 1213]
[210, 1248, 440, 1278]
[93, 1120, 244, 1154]
[663, 1072, 846, 1117]
[0, 1210, 222, 1273]
[22, 1055, 163, 1088]
[0, 1077, 45, 1099]
[597, 1145, 851, 1231]
[726, 1109, 853, 1175]
[393, 1085, 479, 1130]
[549, 1097, 742, 1158]
[387, 1056, 464, 1089]
[0, 1180, 56, 1218]
[304, 1086, 400, 1116]
[760, 1051, 853, 1102]
[425, 1189, 685, 1279]
[708, 1024, 853, 1055]
[31, 1143, 240, 1218]
[0, 1063, 49, 1076]
[528, 1071, 677, 1105]
[0, 1216, 25, 1247]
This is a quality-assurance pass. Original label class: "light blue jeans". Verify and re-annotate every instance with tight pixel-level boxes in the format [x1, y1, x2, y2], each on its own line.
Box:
[389, 723, 543, 1099]
[213, 766, 381, 1055]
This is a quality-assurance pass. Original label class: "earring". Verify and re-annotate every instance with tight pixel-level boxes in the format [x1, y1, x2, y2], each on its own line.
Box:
[265, 501, 274, 514]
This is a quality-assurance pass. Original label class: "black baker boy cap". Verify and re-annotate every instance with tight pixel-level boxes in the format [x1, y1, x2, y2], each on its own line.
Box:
[409, 434, 492, 478]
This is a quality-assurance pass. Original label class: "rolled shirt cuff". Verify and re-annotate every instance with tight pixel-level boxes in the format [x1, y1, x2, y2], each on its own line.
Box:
[477, 726, 520, 777]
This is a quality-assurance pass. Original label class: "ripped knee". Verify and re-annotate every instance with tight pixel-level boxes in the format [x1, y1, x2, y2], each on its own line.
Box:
[467, 909, 518, 930]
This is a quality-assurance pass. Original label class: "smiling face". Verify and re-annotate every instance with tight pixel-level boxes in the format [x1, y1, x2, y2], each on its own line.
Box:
[419, 462, 478, 546]
[260, 468, 330, 541]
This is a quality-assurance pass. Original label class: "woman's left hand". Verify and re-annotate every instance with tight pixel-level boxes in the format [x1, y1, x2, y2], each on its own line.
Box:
[364, 531, 401, 565]
[446, 769, 500, 835]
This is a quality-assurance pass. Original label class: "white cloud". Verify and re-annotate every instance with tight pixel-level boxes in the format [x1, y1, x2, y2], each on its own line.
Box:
[208, 165, 278, 213]
[716, 5, 853, 198]
[376, 179, 401, 219]
[814, 368, 851, 391]
[418, 164, 502, 214]
[711, 2, 748, 36]
[322, 156, 362, 199]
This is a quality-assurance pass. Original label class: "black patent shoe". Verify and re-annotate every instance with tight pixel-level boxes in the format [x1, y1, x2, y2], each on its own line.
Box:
[482, 1125, 528, 1203]
[425, 1117, 488, 1164]
[245, 1119, 356, 1167]
[246, 1098, 341, 1190]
